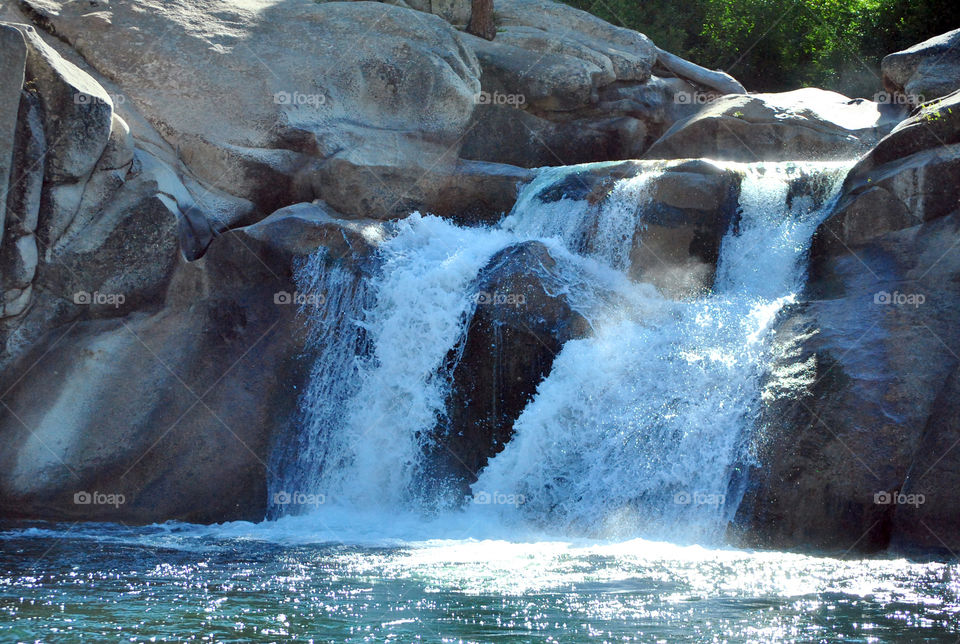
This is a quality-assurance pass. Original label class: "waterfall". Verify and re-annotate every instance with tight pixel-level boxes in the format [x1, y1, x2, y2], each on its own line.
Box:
[267, 258, 372, 515]
[276, 161, 849, 543]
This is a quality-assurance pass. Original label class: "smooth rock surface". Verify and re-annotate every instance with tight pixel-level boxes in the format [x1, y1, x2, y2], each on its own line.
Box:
[646, 89, 897, 162]
[883, 28, 960, 103]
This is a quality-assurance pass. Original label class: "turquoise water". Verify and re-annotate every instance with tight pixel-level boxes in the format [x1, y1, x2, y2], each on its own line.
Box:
[2, 521, 958, 642]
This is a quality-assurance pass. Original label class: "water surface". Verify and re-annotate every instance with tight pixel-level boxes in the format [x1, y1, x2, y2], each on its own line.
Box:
[2, 521, 958, 642]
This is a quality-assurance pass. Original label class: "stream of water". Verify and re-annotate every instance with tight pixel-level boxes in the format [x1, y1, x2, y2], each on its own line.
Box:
[3, 162, 958, 641]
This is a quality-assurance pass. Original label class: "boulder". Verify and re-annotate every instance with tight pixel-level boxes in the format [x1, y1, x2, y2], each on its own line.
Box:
[815, 91, 960, 255]
[244, 200, 386, 265]
[532, 159, 742, 296]
[734, 98, 960, 554]
[14, 23, 113, 186]
[1, 92, 43, 320]
[314, 139, 533, 221]
[18, 0, 485, 218]
[646, 89, 898, 162]
[629, 161, 741, 296]
[735, 212, 960, 553]
[457, 0, 744, 168]
[464, 30, 618, 113]
[0, 15, 232, 355]
[404, 0, 472, 25]
[460, 104, 648, 167]
[883, 29, 960, 104]
[429, 241, 591, 494]
[891, 364, 960, 552]
[15, 0, 746, 218]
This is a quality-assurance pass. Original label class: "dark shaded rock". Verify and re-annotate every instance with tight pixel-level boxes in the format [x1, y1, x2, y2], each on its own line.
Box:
[735, 135, 960, 552]
[243, 200, 385, 271]
[1, 91, 44, 320]
[892, 363, 960, 555]
[0, 229, 299, 523]
[0, 24, 26, 242]
[732, 92, 960, 553]
[631, 162, 741, 296]
[534, 161, 638, 203]
[460, 104, 647, 168]
[429, 241, 590, 494]
[0, 206, 377, 524]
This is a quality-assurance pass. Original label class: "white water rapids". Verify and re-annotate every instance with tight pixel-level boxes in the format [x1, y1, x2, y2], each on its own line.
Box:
[269, 161, 850, 545]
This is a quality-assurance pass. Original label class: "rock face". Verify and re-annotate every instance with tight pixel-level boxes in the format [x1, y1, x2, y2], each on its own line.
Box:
[628, 161, 741, 296]
[0, 204, 377, 523]
[14, 0, 742, 221]
[16, 0, 487, 219]
[429, 241, 591, 494]
[883, 28, 960, 104]
[646, 89, 899, 162]
[734, 90, 960, 555]
[0, 26, 26, 234]
[816, 90, 960, 256]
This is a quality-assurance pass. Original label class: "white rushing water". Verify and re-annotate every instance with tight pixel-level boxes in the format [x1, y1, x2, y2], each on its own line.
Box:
[273, 161, 850, 544]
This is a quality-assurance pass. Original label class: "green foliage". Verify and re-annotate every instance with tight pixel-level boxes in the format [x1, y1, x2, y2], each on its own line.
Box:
[560, 0, 960, 96]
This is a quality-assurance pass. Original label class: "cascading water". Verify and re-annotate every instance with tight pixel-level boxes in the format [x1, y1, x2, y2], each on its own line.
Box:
[17, 158, 953, 642]
[276, 161, 850, 543]
[267, 261, 372, 514]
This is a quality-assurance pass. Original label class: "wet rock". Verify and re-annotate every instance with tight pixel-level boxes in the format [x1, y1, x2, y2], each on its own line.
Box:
[430, 241, 591, 494]
[532, 159, 741, 297]
[0, 204, 378, 523]
[735, 99, 960, 553]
